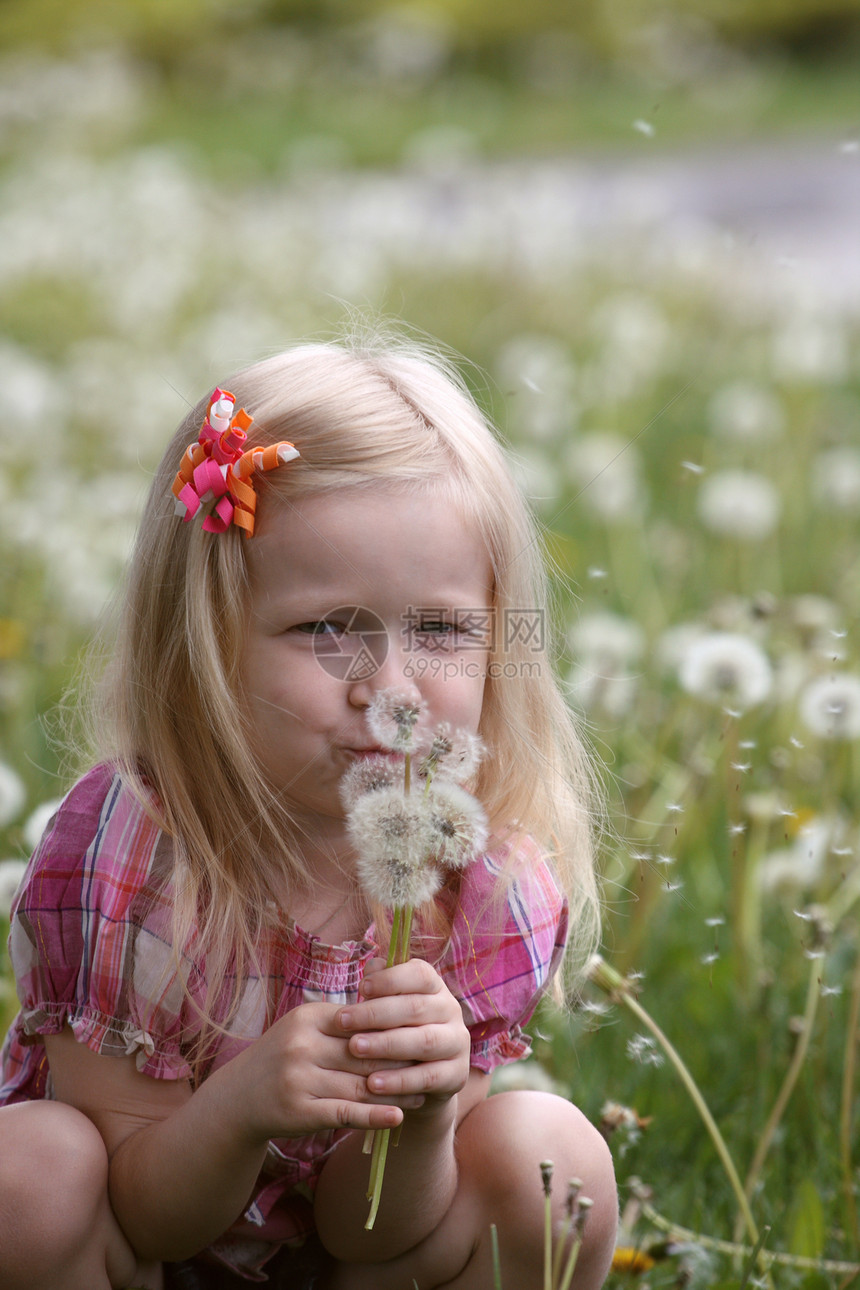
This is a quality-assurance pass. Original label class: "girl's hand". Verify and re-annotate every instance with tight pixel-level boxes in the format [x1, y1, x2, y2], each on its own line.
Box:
[336, 958, 471, 1108]
[241, 999, 423, 1142]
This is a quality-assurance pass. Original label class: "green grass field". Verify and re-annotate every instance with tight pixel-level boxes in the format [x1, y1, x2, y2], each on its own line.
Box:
[1, 26, 859, 1286]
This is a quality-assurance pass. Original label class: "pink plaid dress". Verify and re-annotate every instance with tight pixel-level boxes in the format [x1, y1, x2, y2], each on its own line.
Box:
[1, 764, 568, 1280]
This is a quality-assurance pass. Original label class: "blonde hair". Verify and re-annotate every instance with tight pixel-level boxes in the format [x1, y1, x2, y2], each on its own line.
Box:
[92, 332, 600, 1051]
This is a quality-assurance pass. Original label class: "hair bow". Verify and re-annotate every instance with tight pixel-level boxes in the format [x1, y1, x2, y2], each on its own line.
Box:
[171, 388, 299, 537]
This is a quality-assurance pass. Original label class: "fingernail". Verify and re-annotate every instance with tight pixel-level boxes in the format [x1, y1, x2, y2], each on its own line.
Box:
[339, 1010, 352, 1029]
[353, 1036, 369, 1054]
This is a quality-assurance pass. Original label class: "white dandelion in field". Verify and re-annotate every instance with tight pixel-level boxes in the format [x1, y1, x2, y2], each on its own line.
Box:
[812, 446, 860, 514]
[0, 858, 27, 918]
[707, 380, 784, 443]
[564, 431, 646, 522]
[567, 610, 645, 716]
[697, 469, 780, 541]
[22, 798, 63, 851]
[798, 673, 860, 740]
[759, 817, 844, 893]
[678, 632, 773, 711]
[0, 763, 26, 828]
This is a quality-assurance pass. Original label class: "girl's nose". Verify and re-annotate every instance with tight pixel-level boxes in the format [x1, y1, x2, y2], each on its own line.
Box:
[346, 633, 421, 709]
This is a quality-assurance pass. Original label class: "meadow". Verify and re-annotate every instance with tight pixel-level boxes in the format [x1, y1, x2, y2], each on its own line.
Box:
[0, 26, 859, 1288]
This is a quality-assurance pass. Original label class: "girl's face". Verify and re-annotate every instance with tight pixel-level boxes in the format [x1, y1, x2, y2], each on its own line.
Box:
[241, 484, 493, 847]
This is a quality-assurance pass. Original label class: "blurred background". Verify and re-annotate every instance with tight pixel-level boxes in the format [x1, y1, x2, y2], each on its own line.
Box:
[1, 2, 859, 1284]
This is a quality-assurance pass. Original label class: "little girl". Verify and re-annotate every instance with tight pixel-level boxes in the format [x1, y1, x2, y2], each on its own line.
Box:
[0, 334, 616, 1289]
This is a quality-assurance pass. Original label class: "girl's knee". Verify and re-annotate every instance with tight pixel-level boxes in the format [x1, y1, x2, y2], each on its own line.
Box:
[0, 1101, 114, 1272]
[459, 1091, 617, 1283]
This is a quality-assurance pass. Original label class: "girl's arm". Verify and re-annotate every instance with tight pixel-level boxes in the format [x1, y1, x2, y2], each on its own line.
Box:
[44, 1002, 409, 1263]
[313, 957, 486, 1262]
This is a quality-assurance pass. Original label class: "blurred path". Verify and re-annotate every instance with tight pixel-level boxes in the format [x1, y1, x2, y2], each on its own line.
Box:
[557, 137, 860, 302]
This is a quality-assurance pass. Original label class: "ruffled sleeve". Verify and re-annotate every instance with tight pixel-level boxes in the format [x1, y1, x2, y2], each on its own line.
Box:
[2, 765, 195, 1098]
[434, 836, 568, 1073]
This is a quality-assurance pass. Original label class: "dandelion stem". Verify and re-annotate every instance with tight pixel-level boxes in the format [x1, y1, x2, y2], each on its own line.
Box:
[640, 1199, 860, 1275]
[839, 943, 860, 1246]
[490, 1223, 502, 1290]
[365, 1126, 390, 1229]
[736, 951, 822, 1242]
[387, 906, 402, 968]
[540, 1160, 553, 1290]
[587, 956, 767, 1281]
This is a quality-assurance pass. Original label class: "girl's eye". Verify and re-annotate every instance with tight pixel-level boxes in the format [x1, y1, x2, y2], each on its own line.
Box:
[294, 620, 344, 636]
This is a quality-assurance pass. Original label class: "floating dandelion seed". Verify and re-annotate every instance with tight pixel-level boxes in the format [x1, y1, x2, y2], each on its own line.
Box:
[633, 119, 655, 137]
[678, 632, 773, 711]
[798, 672, 860, 740]
[681, 460, 705, 474]
[627, 1034, 664, 1067]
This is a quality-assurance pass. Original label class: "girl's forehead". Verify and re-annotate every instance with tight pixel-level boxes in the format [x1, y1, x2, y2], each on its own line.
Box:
[246, 483, 492, 598]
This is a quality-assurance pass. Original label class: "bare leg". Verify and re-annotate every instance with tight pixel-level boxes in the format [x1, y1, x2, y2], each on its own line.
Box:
[324, 1091, 617, 1290]
[0, 1100, 163, 1290]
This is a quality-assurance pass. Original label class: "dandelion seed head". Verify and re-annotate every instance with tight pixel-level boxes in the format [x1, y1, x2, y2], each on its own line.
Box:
[347, 787, 434, 870]
[798, 672, 860, 740]
[697, 469, 781, 541]
[678, 632, 773, 711]
[812, 445, 860, 514]
[425, 779, 488, 870]
[366, 688, 427, 752]
[416, 724, 484, 784]
[707, 380, 784, 443]
[339, 754, 403, 810]
[0, 858, 27, 918]
[0, 763, 26, 828]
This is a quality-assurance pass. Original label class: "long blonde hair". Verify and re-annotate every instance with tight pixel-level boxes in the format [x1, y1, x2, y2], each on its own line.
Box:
[92, 331, 601, 1044]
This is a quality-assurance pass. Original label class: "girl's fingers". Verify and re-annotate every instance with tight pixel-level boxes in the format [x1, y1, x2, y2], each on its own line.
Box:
[365, 1059, 465, 1099]
[347, 1022, 464, 1063]
[358, 958, 442, 999]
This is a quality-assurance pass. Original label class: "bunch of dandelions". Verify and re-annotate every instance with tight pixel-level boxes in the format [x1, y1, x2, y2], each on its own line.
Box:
[340, 689, 487, 1231]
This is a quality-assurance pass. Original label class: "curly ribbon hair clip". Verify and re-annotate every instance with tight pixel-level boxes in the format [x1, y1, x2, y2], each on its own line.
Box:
[171, 388, 299, 538]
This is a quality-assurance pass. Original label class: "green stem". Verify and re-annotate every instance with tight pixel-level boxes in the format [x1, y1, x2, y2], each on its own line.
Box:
[736, 952, 822, 1242]
[588, 957, 767, 1280]
[840, 945, 860, 1246]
